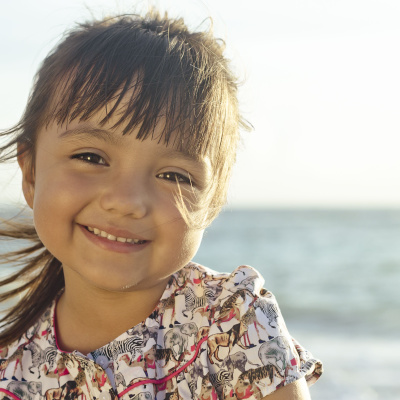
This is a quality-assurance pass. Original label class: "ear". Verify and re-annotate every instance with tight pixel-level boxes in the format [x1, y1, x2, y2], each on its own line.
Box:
[17, 143, 35, 209]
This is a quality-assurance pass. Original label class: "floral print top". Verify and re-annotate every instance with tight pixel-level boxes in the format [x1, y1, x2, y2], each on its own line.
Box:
[0, 263, 322, 400]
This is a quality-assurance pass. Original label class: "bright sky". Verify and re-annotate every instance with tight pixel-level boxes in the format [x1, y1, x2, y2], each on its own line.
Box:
[1, 0, 400, 208]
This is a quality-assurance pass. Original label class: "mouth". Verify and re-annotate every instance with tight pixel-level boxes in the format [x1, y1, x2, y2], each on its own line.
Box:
[84, 225, 147, 244]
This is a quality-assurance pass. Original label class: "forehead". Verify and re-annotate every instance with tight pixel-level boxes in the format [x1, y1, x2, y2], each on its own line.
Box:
[57, 120, 210, 166]
[44, 61, 220, 160]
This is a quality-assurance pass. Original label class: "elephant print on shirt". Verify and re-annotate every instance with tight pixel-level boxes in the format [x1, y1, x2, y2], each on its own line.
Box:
[6, 381, 42, 400]
[258, 337, 292, 374]
[164, 323, 198, 357]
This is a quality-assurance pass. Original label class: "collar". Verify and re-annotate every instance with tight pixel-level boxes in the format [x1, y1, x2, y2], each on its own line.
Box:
[22, 263, 213, 398]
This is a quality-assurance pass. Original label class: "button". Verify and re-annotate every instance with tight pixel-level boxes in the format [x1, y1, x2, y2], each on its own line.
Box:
[98, 391, 111, 400]
[73, 350, 89, 359]
[96, 355, 109, 369]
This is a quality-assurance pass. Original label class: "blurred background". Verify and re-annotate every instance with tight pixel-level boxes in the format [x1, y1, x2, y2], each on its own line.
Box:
[1, 1, 399, 398]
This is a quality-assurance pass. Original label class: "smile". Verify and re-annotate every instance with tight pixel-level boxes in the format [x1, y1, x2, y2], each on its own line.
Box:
[86, 226, 146, 244]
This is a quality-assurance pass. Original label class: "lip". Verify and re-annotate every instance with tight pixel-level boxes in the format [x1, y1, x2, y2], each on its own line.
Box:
[78, 224, 150, 254]
[82, 223, 147, 241]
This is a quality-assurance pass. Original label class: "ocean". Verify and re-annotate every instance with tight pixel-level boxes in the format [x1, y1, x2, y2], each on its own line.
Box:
[194, 209, 400, 400]
[1, 207, 399, 399]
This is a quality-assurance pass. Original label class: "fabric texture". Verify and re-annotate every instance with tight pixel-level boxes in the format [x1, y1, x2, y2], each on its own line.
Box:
[0, 263, 322, 400]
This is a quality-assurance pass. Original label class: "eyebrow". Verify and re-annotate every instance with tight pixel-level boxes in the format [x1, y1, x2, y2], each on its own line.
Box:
[59, 125, 123, 146]
[58, 124, 209, 167]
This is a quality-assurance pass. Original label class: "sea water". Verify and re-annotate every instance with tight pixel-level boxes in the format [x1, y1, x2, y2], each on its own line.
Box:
[194, 209, 400, 400]
[1, 207, 399, 399]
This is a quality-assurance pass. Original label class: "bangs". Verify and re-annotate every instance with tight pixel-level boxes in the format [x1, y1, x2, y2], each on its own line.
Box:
[41, 16, 232, 160]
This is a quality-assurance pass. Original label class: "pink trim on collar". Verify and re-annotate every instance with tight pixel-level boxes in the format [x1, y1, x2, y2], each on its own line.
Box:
[118, 336, 208, 397]
[0, 388, 23, 400]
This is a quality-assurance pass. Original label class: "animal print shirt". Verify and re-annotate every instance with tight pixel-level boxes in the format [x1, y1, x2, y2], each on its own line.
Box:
[0, 263, 322, 400]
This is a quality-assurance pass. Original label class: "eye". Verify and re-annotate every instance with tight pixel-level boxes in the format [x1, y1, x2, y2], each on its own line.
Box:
[157, 172, 192, 184]
[71, 152, 107, 165]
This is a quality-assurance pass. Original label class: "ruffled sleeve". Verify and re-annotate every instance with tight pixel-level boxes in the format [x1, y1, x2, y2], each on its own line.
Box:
[205, 265, 323, 399]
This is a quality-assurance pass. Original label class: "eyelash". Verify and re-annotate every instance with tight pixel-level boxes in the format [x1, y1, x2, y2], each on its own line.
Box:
[71, 152, 107, 165]
[71, 153, 192, 185]
[157, 172, 192, 185]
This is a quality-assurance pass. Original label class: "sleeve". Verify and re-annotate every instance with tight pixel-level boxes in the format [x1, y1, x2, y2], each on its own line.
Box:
[206, 265, 323, 399]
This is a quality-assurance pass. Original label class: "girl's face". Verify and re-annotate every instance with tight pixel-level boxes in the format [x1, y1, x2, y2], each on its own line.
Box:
[19, 102, 211, 293]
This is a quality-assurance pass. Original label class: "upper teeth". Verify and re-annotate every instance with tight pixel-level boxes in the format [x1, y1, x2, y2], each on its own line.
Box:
[87, 226, 144, 244]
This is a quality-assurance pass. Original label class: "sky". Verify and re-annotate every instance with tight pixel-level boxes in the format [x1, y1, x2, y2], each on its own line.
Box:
[1, 0, 400, 208]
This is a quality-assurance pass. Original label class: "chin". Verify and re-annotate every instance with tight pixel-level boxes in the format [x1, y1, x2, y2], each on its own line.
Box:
[91, 274, 140, 292]
[65, 263, 140, 293]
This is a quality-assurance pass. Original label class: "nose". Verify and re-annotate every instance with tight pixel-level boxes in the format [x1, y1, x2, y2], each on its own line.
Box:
[99, 173, 149, 218]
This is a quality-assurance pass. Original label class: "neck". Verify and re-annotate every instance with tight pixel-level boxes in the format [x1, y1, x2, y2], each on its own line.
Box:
[55, 269, 169, 354]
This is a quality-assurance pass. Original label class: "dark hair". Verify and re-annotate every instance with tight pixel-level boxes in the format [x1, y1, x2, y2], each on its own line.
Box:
[0, 10, 249, 346]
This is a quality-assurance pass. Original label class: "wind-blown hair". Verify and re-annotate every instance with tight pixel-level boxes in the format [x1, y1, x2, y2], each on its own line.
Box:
[0, 10, 248, 345]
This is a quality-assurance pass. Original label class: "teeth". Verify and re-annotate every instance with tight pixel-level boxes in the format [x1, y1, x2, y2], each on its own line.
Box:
[86, 226, 145, 244]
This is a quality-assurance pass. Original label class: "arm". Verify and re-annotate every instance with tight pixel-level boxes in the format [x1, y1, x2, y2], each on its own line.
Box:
[261, 378, 311, 400]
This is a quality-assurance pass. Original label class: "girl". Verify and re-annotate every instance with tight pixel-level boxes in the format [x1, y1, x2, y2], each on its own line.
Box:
[0, 10, 322, 400]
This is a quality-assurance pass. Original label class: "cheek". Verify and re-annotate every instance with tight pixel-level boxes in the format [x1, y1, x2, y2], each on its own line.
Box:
[161, 219, 204, 260]
[34, 167, 94, 204]
[185, 229, 204, 254]
[156, 193, 205, 251]
[32, 170, 93, 230]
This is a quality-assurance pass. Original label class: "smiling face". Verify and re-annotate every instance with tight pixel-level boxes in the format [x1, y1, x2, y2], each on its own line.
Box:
[18, 106, 211, 293]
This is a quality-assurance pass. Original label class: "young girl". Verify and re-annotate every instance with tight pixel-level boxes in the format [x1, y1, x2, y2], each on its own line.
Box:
[0, 10, 322, 400]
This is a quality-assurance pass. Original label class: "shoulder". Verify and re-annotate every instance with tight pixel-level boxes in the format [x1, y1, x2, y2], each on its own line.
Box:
[178, 263, 264, 290]
[204, 264, 285, 343]
[172, 263, 269, 308]
[195, 264, 323, 399]
[172, 263, 267, 308]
